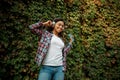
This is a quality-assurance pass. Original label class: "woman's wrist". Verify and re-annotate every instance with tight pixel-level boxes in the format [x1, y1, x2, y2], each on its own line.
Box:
[42, 22, 46, 26]
[42, 20, 52, 27]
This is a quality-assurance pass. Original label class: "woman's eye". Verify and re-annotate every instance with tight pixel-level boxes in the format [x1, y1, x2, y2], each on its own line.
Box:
[59, 24, 64, 27]
[58, 24, 61, 26]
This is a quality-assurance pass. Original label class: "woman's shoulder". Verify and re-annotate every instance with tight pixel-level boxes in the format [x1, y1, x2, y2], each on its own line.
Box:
[43, 30, 53, 37]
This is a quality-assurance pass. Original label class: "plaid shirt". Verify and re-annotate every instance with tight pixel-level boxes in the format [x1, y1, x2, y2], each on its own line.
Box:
[29, 22, 72, 71]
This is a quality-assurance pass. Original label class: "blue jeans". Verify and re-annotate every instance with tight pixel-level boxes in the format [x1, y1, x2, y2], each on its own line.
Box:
[38, 65, 64, 80]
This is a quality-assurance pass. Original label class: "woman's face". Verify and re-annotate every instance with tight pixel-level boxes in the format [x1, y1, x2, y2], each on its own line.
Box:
[53, 21, 64, 33]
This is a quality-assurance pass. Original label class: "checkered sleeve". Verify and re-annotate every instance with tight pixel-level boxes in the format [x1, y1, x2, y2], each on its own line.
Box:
[63, 43, 72, 55]
[62, 43, 72, 71]
[29, 22, 43, 36]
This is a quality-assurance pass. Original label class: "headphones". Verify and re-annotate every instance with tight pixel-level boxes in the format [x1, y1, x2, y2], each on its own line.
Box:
[52, 21, 55, 27]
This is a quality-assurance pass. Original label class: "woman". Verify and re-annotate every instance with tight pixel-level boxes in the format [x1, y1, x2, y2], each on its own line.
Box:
[29, 18, 74, 80]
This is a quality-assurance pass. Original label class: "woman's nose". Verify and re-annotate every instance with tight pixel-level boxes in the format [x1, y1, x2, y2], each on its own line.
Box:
[60, 26, 64, 30]
[60, 25, 63, 28]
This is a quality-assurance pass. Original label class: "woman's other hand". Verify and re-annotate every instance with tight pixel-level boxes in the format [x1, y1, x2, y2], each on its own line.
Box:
[68, 34, 74, 44]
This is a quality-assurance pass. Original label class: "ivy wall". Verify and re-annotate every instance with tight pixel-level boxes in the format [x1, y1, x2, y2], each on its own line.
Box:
[0, 0, 120, 80]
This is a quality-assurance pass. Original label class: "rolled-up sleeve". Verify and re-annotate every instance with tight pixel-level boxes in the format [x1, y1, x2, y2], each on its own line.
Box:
[29, 22, 43, 36]
[63, 43, 72, 55]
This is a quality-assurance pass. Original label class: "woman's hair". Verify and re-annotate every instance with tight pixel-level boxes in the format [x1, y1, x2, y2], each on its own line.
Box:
[53, 18, 65, 24]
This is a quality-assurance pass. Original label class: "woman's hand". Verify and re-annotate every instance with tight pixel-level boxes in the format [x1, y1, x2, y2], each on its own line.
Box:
[68, 34, 74, 44]
[43, 20, 53, 27]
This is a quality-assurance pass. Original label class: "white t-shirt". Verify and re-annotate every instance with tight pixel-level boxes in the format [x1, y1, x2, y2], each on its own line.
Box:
[43, 34, 65, 66]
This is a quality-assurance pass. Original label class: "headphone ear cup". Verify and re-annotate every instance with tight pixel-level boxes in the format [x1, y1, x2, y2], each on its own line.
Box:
[52, 21, 55, 27]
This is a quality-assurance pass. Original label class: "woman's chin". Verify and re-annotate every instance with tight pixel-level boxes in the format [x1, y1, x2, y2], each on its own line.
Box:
[57, 30, 62, 33]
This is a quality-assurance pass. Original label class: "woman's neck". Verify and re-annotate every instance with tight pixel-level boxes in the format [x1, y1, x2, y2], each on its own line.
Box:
[52, 30, 58, 36]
